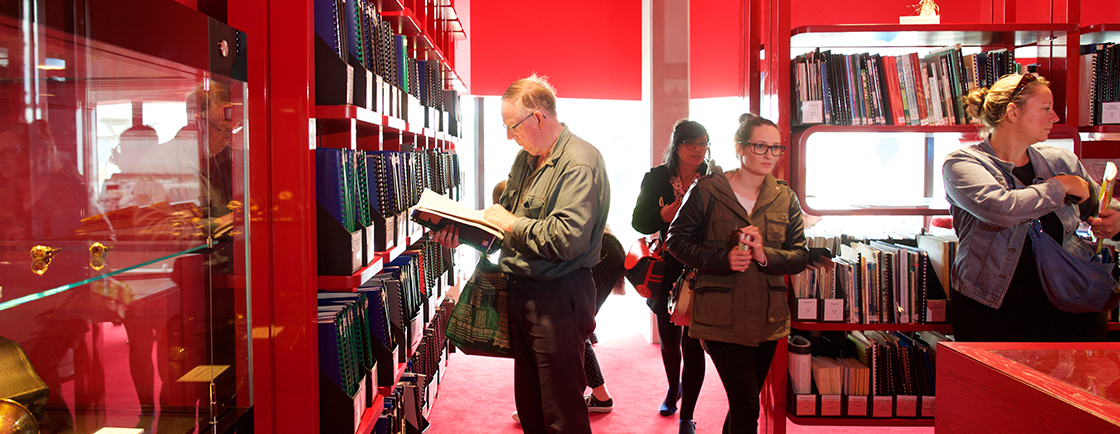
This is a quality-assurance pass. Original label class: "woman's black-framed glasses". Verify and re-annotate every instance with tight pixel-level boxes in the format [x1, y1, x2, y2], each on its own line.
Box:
[504, 112, 536, 132]
[744, 142, 786, 156]
[681, 138, 709, 150]
[1008, 74, 1038, 101]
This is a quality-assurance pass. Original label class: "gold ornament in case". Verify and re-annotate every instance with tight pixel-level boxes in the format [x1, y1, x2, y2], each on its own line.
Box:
[89, 242, 112, 271]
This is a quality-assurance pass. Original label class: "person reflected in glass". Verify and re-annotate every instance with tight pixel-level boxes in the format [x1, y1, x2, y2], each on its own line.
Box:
[943, 73, 1120, 342]
[631, 119, 709, 433]
[665, 113, 809, 434]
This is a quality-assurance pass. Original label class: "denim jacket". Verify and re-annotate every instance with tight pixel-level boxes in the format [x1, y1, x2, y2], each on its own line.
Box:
[943, 139, 1104, 308]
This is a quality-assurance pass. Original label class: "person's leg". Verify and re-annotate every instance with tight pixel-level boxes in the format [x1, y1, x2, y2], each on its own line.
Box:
[678, 327, 705, 421]
[703, 339, 766, 434]
[656, 311, 682, 414]
[516, 270, 596, 434]
[585, 339, 612, 411]
[508, 284, 546, 434]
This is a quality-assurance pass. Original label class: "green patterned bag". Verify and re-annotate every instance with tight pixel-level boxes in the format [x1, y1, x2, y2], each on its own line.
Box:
[445, 258, 512, 358]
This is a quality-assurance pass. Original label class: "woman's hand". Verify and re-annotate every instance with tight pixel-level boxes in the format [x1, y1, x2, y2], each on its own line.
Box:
[1089, 208, 1120, 240]
[739, 226, 767, 267]
[728, 248, 753, 272]
[660, 197, 682, 223]
[1053, 174, 1090, 204]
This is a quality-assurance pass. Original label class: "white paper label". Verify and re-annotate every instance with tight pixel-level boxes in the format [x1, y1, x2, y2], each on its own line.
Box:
[872, 396, 893, 417]
[1103, 102, 1120, 124]
[847, 395, 868, 416]
[824, 299, 844, 322]
[798, 298, 818, 320]
[922, 396, 936, 417]
[796, 394, 817, 416]
[821, 394, 842, 416]
[802, 100, 824, 124]
[896, 395, 918, 417]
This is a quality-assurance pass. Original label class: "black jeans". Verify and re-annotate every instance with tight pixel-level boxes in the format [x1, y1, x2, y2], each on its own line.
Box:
[508, 269, 597, 434]
[702, 339, 778, 434]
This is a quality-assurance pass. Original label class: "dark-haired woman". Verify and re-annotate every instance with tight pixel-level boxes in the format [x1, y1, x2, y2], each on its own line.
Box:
[631, 119, 709, 434]
[665, 113, 809, 434]
[943, 73, 1120, 342]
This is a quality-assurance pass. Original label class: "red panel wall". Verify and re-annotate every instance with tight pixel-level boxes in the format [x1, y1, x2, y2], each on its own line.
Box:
[690, 0, 743, 99]
[468, 0, 642, 99]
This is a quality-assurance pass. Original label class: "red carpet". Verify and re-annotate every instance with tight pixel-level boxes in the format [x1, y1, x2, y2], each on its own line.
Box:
[426, 293, 934, 434]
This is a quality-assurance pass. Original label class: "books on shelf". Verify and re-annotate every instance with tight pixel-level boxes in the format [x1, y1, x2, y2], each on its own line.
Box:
[792, 45, 1025, 127]
[792, 234, 953, 324]
[411, 188, 503, 254]
[1080, 42, 1120, 126]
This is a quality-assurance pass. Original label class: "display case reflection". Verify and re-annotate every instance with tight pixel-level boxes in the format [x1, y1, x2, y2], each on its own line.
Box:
[0, 5, 249, 433]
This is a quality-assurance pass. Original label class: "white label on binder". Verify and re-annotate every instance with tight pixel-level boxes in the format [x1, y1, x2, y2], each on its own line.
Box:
[798, 298, 818, 320]
[802, 100, 824, 124]
[872, 396, 893, 418]
[1103, 102, 1120, 124]
[847, 395, 868, 416]
[926, 299, 947, 322]
[796, 395, 817, 416]
[896, 395, 918, 417]
[922, 396, 936, 417]
[821, 394, 842, 416]
[823, 299, 844, 322]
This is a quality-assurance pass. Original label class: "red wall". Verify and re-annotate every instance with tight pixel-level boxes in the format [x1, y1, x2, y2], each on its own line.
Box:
[468, 0, 642, 100]
[470, 0, 1120, 100]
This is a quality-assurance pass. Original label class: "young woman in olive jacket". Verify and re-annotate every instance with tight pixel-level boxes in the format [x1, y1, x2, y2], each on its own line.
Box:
[665, 114, 809, 434]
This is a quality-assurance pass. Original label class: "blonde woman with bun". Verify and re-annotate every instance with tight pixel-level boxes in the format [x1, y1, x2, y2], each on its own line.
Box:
[943, 73, 1120, 342]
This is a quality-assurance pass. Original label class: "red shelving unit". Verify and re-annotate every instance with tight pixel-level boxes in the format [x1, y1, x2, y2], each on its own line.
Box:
[757, 1, 1085, 433]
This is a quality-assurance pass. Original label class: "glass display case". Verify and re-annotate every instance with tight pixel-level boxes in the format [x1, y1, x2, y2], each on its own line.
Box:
[0, 1, 250, 432]
[938, 342, 1120, 433]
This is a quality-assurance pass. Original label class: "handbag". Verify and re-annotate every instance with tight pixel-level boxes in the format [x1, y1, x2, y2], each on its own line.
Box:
[970, 146, 1120, 313]
[1027, 219, 1120, 313]
[444, 258, 512, 358]
[668, 267, 696, 326]
[625, 236, 666, 298]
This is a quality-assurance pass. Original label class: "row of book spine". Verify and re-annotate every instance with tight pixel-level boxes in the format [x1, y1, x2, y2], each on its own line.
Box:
[792, 330, 950, 400]
[792, 45, 1019, 127]
[317, 148, 461, 232]
[400, 302, 450, 432]
[1079, 42, 1120, 126]
[318, 293, 376, 396]
[792, 235, 956, 324]
[316, 0, 449, 112]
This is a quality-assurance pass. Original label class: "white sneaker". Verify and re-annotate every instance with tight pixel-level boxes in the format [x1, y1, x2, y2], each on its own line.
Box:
[512, 411, 520, 424]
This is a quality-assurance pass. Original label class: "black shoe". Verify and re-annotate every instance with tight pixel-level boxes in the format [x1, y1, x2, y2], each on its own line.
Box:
[679, 419, 696, 434]
[586, 394, 613, 413]
[659, 388, 680, 416]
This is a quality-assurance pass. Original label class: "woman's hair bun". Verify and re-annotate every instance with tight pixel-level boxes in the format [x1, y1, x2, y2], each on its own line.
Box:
[738, 113, 757, 124]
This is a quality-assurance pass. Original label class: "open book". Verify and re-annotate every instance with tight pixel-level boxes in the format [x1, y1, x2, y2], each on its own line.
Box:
[411, 188, 504, 253]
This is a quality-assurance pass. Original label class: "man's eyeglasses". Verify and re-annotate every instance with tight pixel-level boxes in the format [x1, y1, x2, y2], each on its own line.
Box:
[743, 142, 786, 156]
[681, 139, 709, 150]
[504, 112, 537, 132]
[1008, 73, 1038, 101]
